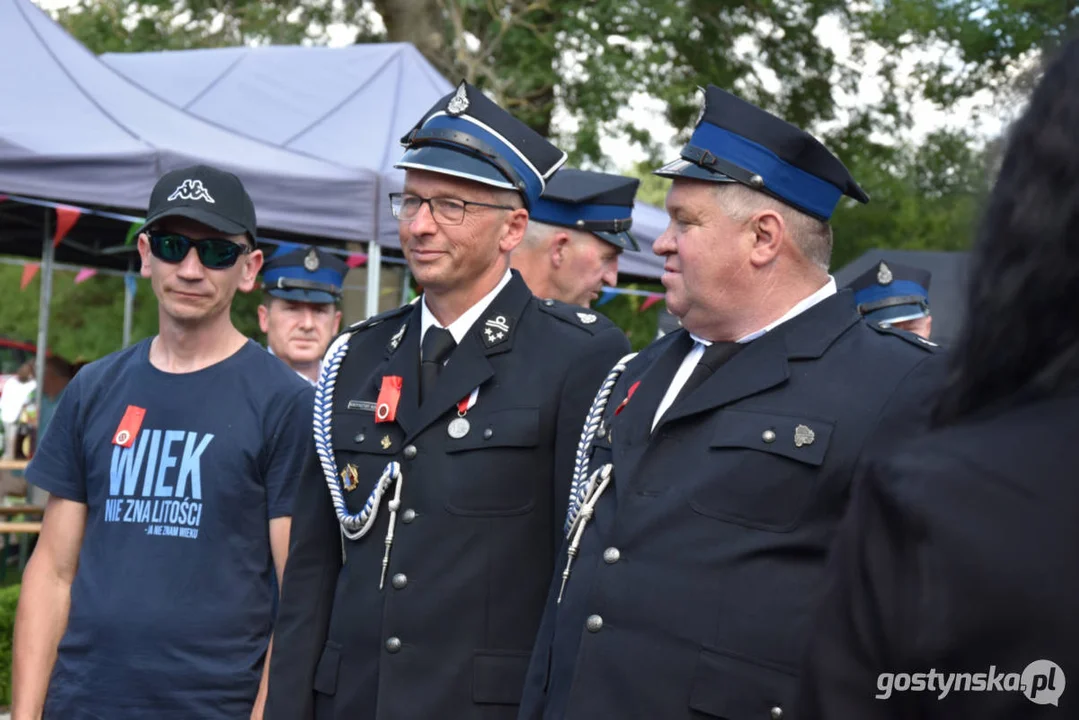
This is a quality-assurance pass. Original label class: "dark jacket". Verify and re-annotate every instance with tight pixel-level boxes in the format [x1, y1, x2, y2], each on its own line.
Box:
[266, 272, 631, 720]
[518, 289, 945, 720]
[795, 389, 1079, 719]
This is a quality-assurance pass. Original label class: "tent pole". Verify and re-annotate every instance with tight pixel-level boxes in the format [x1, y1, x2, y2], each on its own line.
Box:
[365, 240, 382, 319]
[122, 260, 135, 348]
[34, 209, 55, 434]
[400, 266, 411, 306]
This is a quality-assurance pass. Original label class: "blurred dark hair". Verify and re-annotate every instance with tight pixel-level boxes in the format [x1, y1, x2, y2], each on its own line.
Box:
[934, 36, 1079, 426]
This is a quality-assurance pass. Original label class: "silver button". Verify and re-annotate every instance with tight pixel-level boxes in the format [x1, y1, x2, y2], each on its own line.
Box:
[597, 426, 607, 438]
[403, 445, 417, 459]
[483, 428, 493, 440]
[586, 614, 603, 632]
[603, 547, 621, 564]
[401, 508, 416, 523]
[391, 573, 408, 590]
[544, 299, 555, 306]
[770, 706, 783, 720]
[354, 433, 365, 443]
[385, 637, 402, 653]
[762, 429, 776, 443]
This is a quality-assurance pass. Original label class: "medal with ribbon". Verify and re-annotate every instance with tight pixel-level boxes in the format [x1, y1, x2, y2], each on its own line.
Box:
[448, 387, 479, 439]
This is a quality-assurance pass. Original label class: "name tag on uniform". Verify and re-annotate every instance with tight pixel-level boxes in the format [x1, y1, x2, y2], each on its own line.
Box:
[113, 405, 146, 448]
[348, 400, 378, 413]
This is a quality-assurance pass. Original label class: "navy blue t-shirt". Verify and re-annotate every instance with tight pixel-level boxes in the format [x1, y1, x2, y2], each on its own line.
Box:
[27, 338, 314, 719]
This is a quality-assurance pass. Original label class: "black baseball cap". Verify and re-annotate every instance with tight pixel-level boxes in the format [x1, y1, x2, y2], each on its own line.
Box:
[138, 165, 258, 243]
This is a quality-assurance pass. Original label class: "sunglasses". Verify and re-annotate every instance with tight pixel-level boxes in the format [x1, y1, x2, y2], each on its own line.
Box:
[148, 232, 252, 270]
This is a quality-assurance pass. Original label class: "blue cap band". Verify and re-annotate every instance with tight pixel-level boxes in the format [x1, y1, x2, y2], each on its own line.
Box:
[529, 199, 631, 230]
[265, 265, 342, 289]
[688, 123, 845, 219]
[853, 279, 928, 309]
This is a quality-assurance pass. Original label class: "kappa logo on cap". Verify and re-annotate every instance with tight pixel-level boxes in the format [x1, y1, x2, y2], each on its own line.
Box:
[168, 179, 216, 204]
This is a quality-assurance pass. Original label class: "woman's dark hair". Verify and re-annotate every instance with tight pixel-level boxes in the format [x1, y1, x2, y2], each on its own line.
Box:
[934, 36, 1079, 426]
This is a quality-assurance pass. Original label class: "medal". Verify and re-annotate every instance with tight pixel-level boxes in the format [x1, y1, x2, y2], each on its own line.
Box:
[449, 387, 479, 439]
[448, 417, 470, 439]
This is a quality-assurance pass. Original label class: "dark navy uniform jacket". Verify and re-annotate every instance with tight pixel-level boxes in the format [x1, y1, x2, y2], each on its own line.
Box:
[266, 271, 630, 720]
[518, 288, 945, 720]
[796, 389, 1079, 719]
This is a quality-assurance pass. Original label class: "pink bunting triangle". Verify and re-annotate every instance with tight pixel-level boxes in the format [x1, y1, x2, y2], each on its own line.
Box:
[640, 294, 663, 312]
[74, 268, 97, 284]
[346, 253, 367, 269]
[20, 263, 39, 291]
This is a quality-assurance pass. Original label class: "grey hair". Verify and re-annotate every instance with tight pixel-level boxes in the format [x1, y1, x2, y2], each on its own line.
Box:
[522, 219, 559, 248]
[713, 184, 833, 270]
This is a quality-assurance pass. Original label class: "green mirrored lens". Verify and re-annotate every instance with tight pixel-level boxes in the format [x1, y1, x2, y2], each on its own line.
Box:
[196, 239, 241, 269]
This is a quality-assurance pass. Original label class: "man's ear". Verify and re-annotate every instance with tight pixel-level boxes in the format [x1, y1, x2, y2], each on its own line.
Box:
[550, 232, 571, 269]
[137, 233, 153, 278]
[498, 209, 531, 254]
[257, 303, 270, 334]
[747, 210, 784, 268]
[238, 248, 264, 293]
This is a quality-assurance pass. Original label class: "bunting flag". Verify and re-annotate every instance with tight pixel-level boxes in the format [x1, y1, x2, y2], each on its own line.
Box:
[0, 195, 8, 203]
[53, 206, 82, 248]
[124, 221, 142, 246]
[74, 268, 97, 284]
[595, 289, 617, 306]
[346, 253, 367, 269]
[640, 294, 663, 312]
[20, 263, 39, 291]
[124, 273, 138, 299]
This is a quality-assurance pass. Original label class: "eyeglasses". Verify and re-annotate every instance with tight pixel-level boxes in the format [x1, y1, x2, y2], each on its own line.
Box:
[389, 192, 516, 226]
[148, 233, 252, 270]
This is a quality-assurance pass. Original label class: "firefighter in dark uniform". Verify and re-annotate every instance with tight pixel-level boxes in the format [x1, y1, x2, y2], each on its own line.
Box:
[265, 81, 631, 720]
[517, 85, 945, 720]
[846, 259, 933, 340]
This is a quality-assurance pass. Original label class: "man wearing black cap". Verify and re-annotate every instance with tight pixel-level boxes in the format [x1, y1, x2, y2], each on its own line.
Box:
[512, 168, 640, 307]
[14, 165, 314, 720]
[517, 86, 945, 719]
[267, 82, 631, 720]
[846, 260, 933, 339]
[258, 245, 347, 384]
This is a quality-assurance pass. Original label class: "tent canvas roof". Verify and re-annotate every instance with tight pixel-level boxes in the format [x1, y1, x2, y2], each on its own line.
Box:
[0, 0, 373, 251]
[103, 43, 668, 279]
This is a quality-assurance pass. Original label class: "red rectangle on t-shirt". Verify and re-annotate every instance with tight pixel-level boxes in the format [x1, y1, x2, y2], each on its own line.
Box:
[113, 405, 146, 448]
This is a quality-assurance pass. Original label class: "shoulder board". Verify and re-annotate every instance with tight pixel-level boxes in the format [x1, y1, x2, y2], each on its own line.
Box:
[536, 298, 616, 335]
[341, 299, 417, 338]
[869, 322, 940, 351]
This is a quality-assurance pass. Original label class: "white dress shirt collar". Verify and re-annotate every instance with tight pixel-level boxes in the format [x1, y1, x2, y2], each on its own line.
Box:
[420, 269, 513, 345]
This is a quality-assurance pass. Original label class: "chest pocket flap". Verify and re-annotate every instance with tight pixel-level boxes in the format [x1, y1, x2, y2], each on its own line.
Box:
[445, 407, 539, 453]
[710, 409, 834, 467]
[331, 411, 402, 455]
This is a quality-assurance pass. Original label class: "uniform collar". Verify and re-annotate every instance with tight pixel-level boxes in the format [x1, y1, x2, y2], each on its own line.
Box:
[691, 275, 837, 346]
[420, 268, 513, 344]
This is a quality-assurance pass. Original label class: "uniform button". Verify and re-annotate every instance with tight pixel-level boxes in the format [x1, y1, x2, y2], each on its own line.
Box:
[596, 426, 607, 438]
[770, 706, 783, 719]
[385, 637, 402, 653]
[762, 429, 776, 443]
[403, 445, 417, 459]
[603, 547, 621, 564]
[544, 299, 555, 306]
[391, 573, 408, 589]
[586, 614, 603, 632]
[354, 433, 365, 443]
[483, 428, 493, 440]
[401, 508, 416, 523]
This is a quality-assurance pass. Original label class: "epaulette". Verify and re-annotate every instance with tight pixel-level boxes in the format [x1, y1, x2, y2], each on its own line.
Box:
[869, 322, 940, 351]
[338, 298, 417, 340]
[536, 297, 617, 335]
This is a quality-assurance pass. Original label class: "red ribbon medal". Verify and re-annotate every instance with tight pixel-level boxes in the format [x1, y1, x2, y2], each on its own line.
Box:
[376, 376, 403, 423]
[113, 405, 146, 447]
[614, 381, 640, 416]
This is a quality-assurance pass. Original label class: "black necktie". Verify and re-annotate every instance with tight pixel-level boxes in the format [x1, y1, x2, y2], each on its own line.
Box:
[672, 340, 743, 406]
[420, 327, 457, 404]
